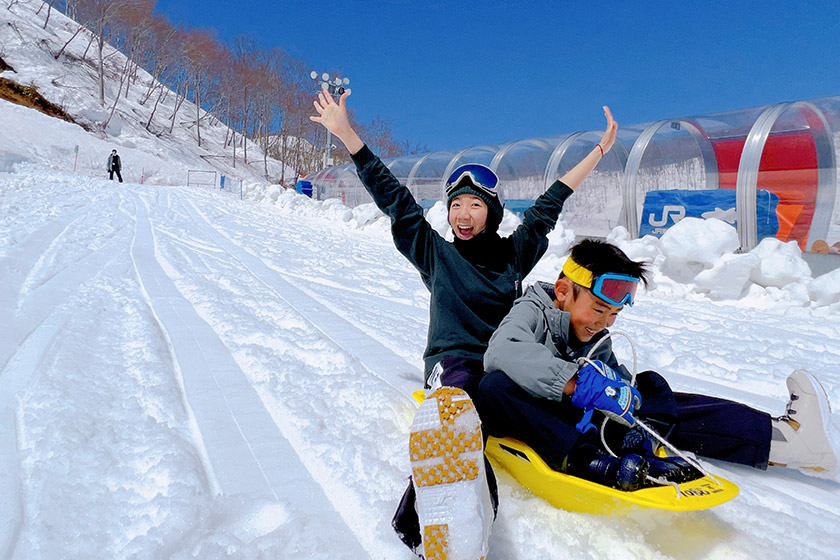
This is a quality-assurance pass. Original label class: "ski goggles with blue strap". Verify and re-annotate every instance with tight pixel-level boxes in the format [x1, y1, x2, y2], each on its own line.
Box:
[444, 164, 501, 200]
[562, 257, 640, 307]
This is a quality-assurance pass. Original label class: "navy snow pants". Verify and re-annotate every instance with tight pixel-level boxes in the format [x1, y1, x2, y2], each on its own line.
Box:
[475, 369, 772, 472]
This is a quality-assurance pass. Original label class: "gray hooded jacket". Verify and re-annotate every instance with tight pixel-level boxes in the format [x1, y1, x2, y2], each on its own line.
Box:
[484, 282, 631, 401]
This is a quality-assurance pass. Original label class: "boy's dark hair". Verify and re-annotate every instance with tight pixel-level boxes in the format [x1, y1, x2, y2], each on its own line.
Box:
[559, 238, 651, 288]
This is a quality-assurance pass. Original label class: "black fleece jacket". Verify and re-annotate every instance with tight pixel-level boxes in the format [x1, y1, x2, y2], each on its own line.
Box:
[351, 144, 574, 379]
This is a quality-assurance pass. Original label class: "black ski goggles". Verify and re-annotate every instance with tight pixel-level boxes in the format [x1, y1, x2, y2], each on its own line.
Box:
[444, 164, 501, 200]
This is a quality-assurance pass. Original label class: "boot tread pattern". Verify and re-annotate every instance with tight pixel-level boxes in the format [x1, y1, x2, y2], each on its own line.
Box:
[410, 387, 482, 487]
[410, 387, 486, 560]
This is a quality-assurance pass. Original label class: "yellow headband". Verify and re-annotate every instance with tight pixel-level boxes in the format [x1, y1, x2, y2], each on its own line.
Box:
[562, 257, 594, 288]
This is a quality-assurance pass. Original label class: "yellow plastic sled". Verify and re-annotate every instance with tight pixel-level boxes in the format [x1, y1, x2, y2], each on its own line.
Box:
[412, 390, 739, 513]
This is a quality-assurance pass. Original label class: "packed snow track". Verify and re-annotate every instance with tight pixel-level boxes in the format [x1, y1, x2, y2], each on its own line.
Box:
[1, 171, 839, 559]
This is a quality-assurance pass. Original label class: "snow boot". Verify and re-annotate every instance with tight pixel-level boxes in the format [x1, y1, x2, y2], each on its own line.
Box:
[620, 424, 660, 456]
[568, 449, 649, 492]
[409, 387, 492, 560]
[645, 456, 703, 484]
[620, 422, 701, 484]
[769, 370, 838, 475]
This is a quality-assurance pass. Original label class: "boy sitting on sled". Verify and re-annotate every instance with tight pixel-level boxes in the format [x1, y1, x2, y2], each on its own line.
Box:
[477, 238, 839, 490]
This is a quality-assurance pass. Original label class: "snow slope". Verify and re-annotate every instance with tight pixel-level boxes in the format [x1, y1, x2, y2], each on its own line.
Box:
[1, 163, 840, 559]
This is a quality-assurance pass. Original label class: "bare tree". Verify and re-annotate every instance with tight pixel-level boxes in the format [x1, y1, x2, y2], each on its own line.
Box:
[133, 16, 182, 132]
[36, 0, 57, 28]
[270, 54, 328, 178]
[181, 28, 223, 146]
[54, 23, 85, 60]
[109, 0, 156, 99]
[214, 47, 241, 164]
[74, 0, 129, 106]
[160, 28, 191, 135]
[103, 0, 156, 128]
[230, 36, 261, 165]
[249, 58, 283, 178]
[359, 115, 404, 159]
[138, 15, 176, 104]
[264, 47, 315, 182]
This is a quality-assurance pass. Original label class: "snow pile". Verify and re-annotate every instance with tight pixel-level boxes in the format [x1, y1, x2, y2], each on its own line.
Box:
[612, 217, 838, 310]
[253, 194, 840, 312]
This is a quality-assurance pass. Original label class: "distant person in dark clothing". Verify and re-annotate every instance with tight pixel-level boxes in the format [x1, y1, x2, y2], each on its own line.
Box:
[107, 149, 123, 182]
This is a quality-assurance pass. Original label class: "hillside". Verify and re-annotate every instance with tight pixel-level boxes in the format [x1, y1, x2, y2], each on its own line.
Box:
[0, 0, 296, 189]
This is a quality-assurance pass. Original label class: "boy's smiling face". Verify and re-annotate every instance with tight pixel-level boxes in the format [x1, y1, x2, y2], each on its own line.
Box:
[554, 277, 623, 342]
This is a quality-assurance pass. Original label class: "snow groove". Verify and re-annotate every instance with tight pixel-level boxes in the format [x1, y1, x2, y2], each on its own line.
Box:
[0, 209, 110, 559]
[181, 196, 424, 396]
[129, 194, 369, 556]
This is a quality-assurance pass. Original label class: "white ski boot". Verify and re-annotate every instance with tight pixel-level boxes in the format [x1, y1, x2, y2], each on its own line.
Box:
[409, 387, 492, 560]
[770, 370, 838, 475]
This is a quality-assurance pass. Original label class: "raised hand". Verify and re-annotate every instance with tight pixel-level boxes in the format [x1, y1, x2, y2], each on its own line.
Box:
[310, 90, 364, 154]
[557, 106, 619, 190]
[598, 106, 618, 154]
[311, 89, 350, 135]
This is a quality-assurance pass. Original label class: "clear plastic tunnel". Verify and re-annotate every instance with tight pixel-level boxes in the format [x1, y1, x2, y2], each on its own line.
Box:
[739, 99, 839, 255]
[307, 95, 840, 267]
[553, 129, 637, 238]
[384, 155, 422, 187]
[623, 108, 767, 241]
[406, 151, 457, 210]
[491, 136, 567, 216]
[311, 164, 352, 203]
[626, 101, 839, 257]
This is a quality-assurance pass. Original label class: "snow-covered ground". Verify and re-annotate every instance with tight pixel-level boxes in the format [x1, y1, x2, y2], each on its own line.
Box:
[4, 1, 840, 558]
[1, 161, 840, 559]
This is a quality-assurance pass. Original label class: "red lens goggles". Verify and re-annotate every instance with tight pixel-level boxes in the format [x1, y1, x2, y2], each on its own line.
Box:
[591, 273, 639, 307]
[563, 257, 640, 307]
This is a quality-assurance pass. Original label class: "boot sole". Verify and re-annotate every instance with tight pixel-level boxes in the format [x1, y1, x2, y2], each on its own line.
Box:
[409, 387, 487, 560]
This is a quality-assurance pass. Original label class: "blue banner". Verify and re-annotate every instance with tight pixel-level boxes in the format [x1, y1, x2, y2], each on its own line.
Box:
[639, 188, 779, 240]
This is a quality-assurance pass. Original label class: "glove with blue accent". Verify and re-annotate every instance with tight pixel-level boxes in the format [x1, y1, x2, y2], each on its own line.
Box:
[570, 360, 642, 433]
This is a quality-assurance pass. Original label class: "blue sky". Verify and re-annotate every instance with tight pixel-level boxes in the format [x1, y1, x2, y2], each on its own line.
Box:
[154, 0, 840, 152]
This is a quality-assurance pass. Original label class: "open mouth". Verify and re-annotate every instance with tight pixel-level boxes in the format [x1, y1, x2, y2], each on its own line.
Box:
[457, 225, 474, 237]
